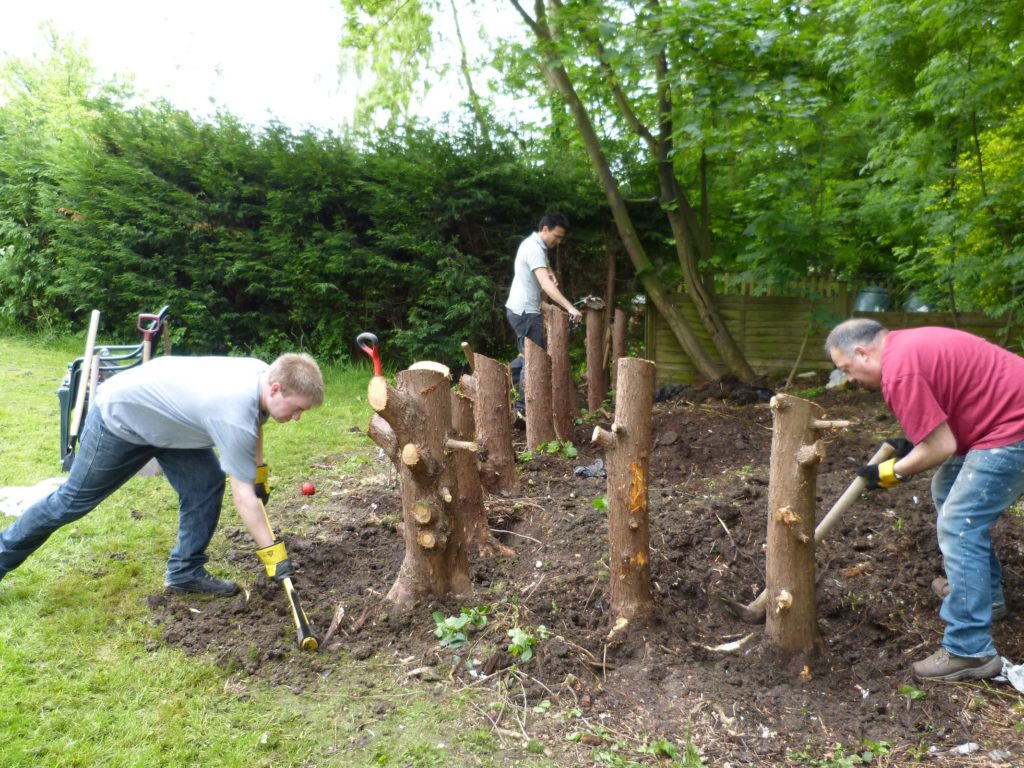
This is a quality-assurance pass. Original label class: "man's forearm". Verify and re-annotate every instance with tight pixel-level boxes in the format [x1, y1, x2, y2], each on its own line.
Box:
[229, 477, 275, 547]
[895, 422, 956, 476]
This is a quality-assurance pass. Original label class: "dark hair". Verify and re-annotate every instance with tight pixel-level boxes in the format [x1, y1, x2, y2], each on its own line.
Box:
[538, 212, 569, 232]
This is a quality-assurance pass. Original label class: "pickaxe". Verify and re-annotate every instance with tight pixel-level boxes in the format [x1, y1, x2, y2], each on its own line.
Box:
[357, 332, 382, 376]
[721, 441, 896, 623]
[258, 499, 319, 651]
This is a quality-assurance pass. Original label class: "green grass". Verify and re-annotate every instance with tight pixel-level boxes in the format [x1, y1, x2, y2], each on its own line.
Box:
[0, 334, 561, 768]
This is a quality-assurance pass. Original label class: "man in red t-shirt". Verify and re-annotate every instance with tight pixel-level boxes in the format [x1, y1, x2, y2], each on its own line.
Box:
[826, 318, 1024, 681]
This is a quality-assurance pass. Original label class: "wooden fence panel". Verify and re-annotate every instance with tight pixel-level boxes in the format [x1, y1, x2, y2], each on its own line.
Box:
[647, 290, 1021, 385]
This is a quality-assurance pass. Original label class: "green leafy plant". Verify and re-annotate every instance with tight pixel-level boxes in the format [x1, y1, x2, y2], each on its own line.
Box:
[517, 449, 535, 462]
[592, 495, 608, 511]
[538, 439, 578, 457]
[432, 606, 490, 649]
[899, 684, 926, 701]
[506, 626, 537, 662]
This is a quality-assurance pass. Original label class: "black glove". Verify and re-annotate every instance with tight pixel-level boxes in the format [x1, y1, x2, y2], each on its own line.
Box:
[884, 438, 914, 459]
[254, 463, 270, 505]
[255, 539, 295, 583]
[858, 457, 904, 490]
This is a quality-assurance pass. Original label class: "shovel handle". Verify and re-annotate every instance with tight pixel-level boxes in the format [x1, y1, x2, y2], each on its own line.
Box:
[356, 333, 382, 377]
[814, 441, 896, 543]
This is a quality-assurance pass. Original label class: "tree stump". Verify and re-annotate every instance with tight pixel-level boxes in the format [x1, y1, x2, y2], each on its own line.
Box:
[543, 304, 578, 441]
[764, 393, 826, 657]
[450, 389, 514, 558]
[610, 307, 627, 392]
[458, 344, 517, 494]
[592, 357, 656, 627]
[366, 363, 472, 608]
[585, 304, 608, 411]
[524, 337, 555, 449]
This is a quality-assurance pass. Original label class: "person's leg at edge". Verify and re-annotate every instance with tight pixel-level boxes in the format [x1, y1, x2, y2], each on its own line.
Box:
[0, 410, 152, 579]
[931, 442, 1024, 659]
[157, 447, 226, 585]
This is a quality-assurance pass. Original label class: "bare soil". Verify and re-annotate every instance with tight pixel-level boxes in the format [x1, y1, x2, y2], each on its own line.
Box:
[147, 379, 1024, 765]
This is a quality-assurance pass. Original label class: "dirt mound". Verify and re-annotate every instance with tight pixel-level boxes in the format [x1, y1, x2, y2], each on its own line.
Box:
[147, 384, 1024, 764]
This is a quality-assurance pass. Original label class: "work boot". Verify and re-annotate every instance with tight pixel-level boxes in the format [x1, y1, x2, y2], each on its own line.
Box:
[165, 569, 239, 597]
[930, 577, 1008, 621]
[912, 648, 1002, 682]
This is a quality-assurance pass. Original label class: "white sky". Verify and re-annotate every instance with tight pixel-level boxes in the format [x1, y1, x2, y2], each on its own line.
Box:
[0, 0, 509, 133]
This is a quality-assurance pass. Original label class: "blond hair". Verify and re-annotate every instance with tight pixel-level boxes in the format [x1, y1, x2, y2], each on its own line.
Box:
[268, 353, 324, 406]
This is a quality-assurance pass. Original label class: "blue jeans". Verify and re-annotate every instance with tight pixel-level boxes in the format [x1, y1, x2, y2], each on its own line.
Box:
[0, 409, 226, 585]
[931, 439, 1024, 658]
[507, 310, 545, 411]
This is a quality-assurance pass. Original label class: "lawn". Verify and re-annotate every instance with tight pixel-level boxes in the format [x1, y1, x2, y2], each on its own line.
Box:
[0, 333, 559, 768]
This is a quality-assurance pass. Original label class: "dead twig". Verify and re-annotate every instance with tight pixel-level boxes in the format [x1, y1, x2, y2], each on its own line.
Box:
[489, 528, 542, 545]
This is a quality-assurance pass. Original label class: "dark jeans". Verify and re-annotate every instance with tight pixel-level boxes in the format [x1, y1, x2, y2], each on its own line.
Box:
[0, 409, 226, 585]
[506, 309, 545, 411]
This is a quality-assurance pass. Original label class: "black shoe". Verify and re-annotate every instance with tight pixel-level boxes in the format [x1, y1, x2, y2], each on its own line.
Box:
[166, 571, 239, 596]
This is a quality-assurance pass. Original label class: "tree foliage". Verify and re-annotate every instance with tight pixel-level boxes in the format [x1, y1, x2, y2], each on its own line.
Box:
[0, 38, 608, 366]
[3, 4, 1023, 375]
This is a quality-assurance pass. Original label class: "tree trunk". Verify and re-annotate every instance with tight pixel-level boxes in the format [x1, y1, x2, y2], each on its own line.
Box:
[508, 6, 723, 382]
[367, 364, 472, 608]
[585, 305, 608, 411]
[592, 357, 656, 626]
[457, 344, 517, 494]
[543, 304, 578, 441]
[509, 1, 752, 382]
[764, 393, 825, 657]
[450, 389, 513, 558]
[524, 337, 555, 449]
[611, 307, 627, 392]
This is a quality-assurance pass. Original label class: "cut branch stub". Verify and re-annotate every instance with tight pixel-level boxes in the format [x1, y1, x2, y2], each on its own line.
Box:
[461, 341, 475, 372]
[401, 442, 440, 478]
[591, 425, 618, 450]
[367, 414, 399, 463]
[809, 419, 851, 430]
[413, 501, 432, 524]
[796, 440, 826, 466]
[445, 438, 478, 453]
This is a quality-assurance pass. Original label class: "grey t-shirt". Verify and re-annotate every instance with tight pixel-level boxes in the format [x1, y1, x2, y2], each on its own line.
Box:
[95, 356, 267, 482]
[505, 232, 549, 315]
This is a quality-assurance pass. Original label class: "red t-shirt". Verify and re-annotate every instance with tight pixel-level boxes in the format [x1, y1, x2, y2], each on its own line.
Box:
[881, 327, 1024, 454]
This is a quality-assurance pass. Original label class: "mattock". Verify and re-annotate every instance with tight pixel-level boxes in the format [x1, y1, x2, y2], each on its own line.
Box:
[721, 438, 895, 624]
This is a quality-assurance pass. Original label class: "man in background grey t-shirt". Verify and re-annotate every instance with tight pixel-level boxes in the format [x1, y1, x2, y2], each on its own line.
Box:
[505, 212, 581, 413]
[0, 353, 324, 597]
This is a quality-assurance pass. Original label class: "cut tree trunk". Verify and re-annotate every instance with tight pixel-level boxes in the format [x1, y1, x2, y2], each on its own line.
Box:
[524, 337, 555, 449]
[586, 305, 609, 411]
[457, 346, 517, 495]
[764, 393, 826, 657]
[610, 307, 627, 392]
[543, 304, 578, 441]
[366, 363, 472, 608]
[592, 357, 656, 627]
[450, 389, 513, 558]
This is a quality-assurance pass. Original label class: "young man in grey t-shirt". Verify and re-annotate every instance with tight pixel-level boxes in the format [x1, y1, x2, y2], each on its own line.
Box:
[0, 353, 324, 596]
[505, 212, 581, 413]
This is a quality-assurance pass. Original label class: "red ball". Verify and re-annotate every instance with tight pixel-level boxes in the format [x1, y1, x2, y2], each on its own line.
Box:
[301, 481, 315, 496]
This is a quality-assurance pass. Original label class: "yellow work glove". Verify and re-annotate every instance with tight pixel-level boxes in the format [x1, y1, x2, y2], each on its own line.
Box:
[255, 540, 295, 583]
[857, 457, 906, 490]
[254, 463, 270, 505]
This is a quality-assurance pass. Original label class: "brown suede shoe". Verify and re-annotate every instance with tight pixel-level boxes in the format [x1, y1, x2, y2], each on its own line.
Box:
[912, 648, 1002, 682]
[930, 577, 1008, 620]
